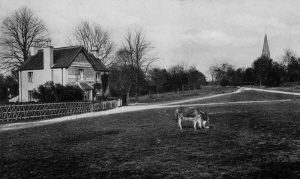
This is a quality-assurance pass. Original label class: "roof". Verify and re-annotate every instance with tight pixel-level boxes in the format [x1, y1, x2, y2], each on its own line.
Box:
[77, 81, 93, 91]
[19, 46, 108, 71]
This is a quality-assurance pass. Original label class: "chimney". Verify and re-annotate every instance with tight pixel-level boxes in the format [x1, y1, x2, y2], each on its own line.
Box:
[43, 39, 54, 69]
[29, 41, 40, 56]
[91, 46, 99, 58]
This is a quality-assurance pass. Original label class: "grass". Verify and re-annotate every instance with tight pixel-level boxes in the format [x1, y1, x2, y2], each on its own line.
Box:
[129, 86, 237, 104]
[0, 98, 299, 178]
[268, 86, 300, 93]
[178, 90, 300, 105]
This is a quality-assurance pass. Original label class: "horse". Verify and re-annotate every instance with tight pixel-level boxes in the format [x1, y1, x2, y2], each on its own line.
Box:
[175, 107, 209, 131]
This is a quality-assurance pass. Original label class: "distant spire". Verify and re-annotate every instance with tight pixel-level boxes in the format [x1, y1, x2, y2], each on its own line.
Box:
[262, 34, 270, 58]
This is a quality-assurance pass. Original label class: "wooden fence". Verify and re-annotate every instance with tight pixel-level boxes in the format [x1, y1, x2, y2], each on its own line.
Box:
[0, 100, 122, 123]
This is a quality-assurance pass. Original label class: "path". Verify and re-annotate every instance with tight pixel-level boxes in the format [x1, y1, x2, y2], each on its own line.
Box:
[1, 87, 299, 132]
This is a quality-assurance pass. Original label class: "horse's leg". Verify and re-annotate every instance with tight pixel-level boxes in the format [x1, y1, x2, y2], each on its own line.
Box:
[193, 121, 197, 131]
[203, 121, 209, 128]
[198, 119, 202, 129]
[178, 119, 183, 130]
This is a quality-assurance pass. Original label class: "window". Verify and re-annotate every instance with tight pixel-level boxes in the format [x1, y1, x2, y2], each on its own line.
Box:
[79, 69, 84, 80]
[28, 72, 33, 82]
[96, 72, 100, 81]
[28, 90, 33, 101]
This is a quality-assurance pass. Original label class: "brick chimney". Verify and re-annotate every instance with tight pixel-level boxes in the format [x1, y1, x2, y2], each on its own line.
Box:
[43, 40, 53, 69]
[91, 46, 99, 58]
[29, 41, 40, 56]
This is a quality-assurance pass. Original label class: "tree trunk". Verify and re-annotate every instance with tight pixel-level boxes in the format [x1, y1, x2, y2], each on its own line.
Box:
[126, 91, 130, 105]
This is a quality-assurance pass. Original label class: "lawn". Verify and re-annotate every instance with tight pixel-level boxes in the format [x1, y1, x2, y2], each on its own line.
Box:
[0, 100, 299, 178]
[130, 86, 237, 104]
[177, 90, 300, 105]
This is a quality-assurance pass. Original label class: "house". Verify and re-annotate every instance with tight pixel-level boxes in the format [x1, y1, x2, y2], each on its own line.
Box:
[18, 43, 108, 102]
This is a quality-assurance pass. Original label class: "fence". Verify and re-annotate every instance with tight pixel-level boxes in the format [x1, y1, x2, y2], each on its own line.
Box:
[0, 99, 122, 123]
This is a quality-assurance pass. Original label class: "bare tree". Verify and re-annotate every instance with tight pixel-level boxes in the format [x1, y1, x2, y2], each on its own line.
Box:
[0, 7, 48, 70]
[122, 29, 156, 102]
[209, 65, 218, 88]
[73, 21, 114, 67]
[281, 49, 296, 67]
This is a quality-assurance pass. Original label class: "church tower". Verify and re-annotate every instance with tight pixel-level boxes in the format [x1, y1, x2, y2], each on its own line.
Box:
[261, 34, 270, 58]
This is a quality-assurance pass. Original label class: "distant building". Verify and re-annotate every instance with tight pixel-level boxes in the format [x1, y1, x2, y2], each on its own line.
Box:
[261, 34, 270, 58]
[18, 43, 108, 102]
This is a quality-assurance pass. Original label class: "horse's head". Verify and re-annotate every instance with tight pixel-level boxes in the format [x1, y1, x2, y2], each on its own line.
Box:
[174, 108, 184, 121]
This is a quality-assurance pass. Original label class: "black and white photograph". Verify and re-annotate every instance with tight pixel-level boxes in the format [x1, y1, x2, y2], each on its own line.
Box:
[0, 0, 299, 178]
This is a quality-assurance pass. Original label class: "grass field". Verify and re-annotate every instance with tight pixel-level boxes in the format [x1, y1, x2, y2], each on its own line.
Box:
[130, 86, 237, 104]
[0, 91, 300, 178]
[177, 90, 300, 105]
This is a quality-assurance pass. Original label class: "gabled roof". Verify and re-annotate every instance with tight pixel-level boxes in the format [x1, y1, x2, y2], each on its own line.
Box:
[76, 81, 93, 91]
[19, 46, 108, 71]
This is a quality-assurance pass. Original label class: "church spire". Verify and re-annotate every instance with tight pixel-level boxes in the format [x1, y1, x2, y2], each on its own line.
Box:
[262, 34, 270, 58]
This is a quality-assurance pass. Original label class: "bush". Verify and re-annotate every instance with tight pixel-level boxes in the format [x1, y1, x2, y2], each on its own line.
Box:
[33, 81, 84, 102]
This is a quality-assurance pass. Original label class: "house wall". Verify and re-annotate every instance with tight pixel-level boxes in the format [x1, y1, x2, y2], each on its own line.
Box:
[19, 68, 66, 102]
[20, 69, 50, 102]
[52, 68, 63, 84]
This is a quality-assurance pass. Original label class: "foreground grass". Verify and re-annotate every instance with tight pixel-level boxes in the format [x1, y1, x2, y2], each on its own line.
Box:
[0, 100, 299, 178]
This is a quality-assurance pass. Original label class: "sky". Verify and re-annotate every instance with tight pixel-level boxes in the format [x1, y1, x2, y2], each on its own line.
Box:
[1, 0, 300, 77]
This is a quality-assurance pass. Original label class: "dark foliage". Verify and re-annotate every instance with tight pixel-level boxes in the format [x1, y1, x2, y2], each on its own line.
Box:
[0, 74, 18, 104]
[210, 52, 300, 87]
[32, 81, 84, 102]
[101, 73, 109, 95]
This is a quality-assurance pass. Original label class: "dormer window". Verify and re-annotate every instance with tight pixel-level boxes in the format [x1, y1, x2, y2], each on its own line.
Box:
[79, 69, 84, 80]
[28, 72, 33, 82]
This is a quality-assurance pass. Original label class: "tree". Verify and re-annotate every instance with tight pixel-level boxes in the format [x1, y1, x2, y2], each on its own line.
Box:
[168, 64, 187, 91]
[72, 21, 114, 67]
[148, 68, 169, 94]
[286, 56, 300, 82]
[122, 29, 156, 102]
[187, 66, 206, 89]
[0, 74, 19, 104]
[252, 56, 273, 86]
[0, 7, 48, 70]
[109, 63, 133, 105]
[281, 49, 296, 67]
[209, 65, 218, 88]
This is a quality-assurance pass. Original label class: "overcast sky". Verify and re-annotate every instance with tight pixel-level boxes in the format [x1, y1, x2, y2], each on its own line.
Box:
[1, 0, 300, 77]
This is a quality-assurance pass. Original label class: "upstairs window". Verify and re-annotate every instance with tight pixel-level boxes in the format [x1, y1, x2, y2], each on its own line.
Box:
[96, 72, 100, 81]
[79, 69, 84, 80]
[28, 72, 33, 82]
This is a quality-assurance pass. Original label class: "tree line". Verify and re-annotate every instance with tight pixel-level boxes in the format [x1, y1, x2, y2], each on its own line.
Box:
[109, 62, 206, 104]
[210, 50, 300, 87]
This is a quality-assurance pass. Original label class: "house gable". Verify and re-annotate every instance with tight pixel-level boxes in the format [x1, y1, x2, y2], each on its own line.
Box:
[70, 52, 93, 68]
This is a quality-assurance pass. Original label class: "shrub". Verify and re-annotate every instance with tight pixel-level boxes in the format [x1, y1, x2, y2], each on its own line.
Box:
[33, 81, 84, 102]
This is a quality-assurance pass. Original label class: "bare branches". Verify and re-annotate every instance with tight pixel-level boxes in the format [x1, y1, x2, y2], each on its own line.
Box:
[122, 29, 156, 74]
[0, 7, 48, 70]
[120, 29, 156, 102]
[72, 21, 115, 67]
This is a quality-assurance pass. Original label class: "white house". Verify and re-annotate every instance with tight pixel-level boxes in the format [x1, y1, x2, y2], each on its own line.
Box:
[18, 43, 108, 102]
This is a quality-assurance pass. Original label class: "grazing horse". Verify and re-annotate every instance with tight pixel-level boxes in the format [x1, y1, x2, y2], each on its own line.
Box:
[175, 107, 209, 131]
